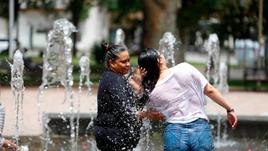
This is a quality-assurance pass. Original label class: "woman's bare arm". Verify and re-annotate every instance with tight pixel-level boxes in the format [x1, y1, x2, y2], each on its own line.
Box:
[204, 83, 238, 129]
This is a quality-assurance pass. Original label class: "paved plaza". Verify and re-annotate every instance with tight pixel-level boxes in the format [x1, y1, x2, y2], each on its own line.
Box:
[0, 85, 268, 137]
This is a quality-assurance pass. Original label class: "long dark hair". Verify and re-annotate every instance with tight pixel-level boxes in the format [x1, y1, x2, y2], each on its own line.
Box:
[101, 42, 127, 69]
[138, 48, 160, 92]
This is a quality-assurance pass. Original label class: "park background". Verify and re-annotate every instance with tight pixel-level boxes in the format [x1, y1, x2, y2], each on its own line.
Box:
[0, 0, 267, 89]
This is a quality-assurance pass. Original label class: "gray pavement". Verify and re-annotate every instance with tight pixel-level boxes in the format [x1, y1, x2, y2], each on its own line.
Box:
[1, 86, 268, 137]
[1, 86, 97, 136]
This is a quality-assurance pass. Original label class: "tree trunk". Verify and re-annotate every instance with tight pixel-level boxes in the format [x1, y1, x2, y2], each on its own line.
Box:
[142, 0, 180, 49]
[69, 0, 84, 57]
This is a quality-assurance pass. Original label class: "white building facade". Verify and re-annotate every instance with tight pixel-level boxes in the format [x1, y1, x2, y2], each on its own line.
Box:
[0, 1, 109, 57]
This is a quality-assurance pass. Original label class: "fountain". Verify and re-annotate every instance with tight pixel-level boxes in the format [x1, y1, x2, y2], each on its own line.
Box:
[194, 31, 204, 51]
[204, 33, 238, 149]
[114, 28, 127, 48]
[0, 104, 5, 135]
[74, 55, 92, 150]
[204, 33, 220, 85]
[218, 62, 229, 94]
[158, 32, 178, 67]
[37, 18, 77, 151]
[78, 56, 92, 94]
[213, 113, 236, 149]
[9, 50, 25, 145]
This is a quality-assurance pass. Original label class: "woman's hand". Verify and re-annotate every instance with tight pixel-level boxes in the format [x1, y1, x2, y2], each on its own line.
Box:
[132, 66, 147, 84]
[138, 66, 147, 79]
[137, 109, 165, 121]
[147, 108, 165, 121]
[137, 111, 147, 121]
[2, 139, 18, 150]
[227, 111, 238, 129]
[130, 66, 147, 94]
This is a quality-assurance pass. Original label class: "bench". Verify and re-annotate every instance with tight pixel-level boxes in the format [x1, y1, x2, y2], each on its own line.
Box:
[243, 67, 268, 90]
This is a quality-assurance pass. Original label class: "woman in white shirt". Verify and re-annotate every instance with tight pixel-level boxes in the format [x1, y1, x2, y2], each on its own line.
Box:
[138, 48, 237, 151]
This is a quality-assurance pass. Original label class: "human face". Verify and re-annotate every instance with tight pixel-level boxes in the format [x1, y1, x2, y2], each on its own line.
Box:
[109, 50, 130, 75]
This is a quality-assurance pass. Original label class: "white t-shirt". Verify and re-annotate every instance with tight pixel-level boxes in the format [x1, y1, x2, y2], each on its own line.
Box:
[148, 62, 208, 123]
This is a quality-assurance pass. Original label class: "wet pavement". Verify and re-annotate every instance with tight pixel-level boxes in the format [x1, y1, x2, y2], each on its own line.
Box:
[0, 85, 268, 137]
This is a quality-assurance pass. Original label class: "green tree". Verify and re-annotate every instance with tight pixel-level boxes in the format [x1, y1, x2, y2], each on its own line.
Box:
[0, 1, 9, 19]
[99, 0, 181, 61]
[174, 0, 223, 63]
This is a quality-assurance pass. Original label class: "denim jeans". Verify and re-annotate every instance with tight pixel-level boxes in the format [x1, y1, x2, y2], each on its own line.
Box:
[164, 118, 215, 151]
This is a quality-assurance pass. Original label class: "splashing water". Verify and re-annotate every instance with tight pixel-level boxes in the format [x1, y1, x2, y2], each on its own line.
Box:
[84, 116, 98, 150]
[10, 50, 25, 145]
[137, 119, 152, 151]
[204, 34, 234, 148]
[114, 28, 127, 48]
[214, 113, 236, 148]
[37, 18, 77, 151]
[158, 32, 178, 67]
[38, 18, 76, 95]
[218, 62, 229, 94]
[204, 33, 220, 85]
[79, 56, 92, 94]
[18, 145, 29, 151]
[74, 56, 92, 150]
[0, 105, 5, 134]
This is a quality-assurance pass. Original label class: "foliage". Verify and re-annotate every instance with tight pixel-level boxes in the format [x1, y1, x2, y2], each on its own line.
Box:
[80, 3, 91, 20]
[0, 0, 20, 20]
[0, 1, 8, 18]
[214, 0, 259, 39]
[177, 0, 222, 30]
[24, 0, 55, 10]
[99, 0, 142, 13]
[97, 0, 143, 24]
[229, 79, 268, 91]
[92, 42, 105, 65]
[177, 0, 267, 44]
[67, 0, 92, 21]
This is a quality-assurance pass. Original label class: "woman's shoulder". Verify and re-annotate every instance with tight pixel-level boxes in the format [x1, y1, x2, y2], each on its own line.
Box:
[171, 62, 189, 71]
[177, 62, 193, 67]
[173, 62, 196, 71]
[170, 62, 198, 77]
[102, 70, 125, 84]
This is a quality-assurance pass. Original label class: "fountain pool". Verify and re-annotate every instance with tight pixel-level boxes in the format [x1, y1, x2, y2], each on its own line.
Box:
[4, 116, 268, 151]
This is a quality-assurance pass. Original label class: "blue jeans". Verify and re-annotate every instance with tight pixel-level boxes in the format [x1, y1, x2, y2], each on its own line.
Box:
[164, 118, 215, 151]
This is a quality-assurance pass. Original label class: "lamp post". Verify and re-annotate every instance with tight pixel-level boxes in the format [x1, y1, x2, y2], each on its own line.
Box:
[9, 0, 15, 59]
[257, 0, 264, 86]
[258, 0, 263, 68]
[258, 0, 263, 43]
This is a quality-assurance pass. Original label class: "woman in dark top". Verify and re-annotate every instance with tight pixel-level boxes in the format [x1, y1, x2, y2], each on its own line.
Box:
[94, 43, 145, 151]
